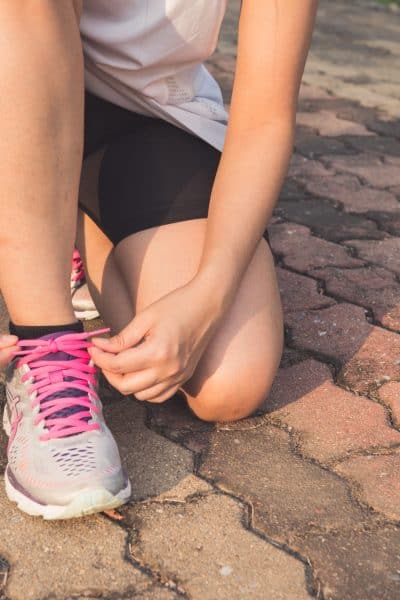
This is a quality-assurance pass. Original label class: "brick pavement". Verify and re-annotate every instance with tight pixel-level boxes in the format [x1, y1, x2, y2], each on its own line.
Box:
[1, 1, 400, 598]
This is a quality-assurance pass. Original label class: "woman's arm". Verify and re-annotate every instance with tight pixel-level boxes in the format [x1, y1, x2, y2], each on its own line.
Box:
[90, 1, 318, 401]
[197, 0, 318, 312]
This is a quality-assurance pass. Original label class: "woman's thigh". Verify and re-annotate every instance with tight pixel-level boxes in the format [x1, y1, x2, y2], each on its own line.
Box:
[114, 220, 283, 421]
[79, 93, 282, 420]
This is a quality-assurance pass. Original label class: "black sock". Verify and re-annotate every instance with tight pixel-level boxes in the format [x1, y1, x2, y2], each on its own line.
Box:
[9, 320, 84, 340]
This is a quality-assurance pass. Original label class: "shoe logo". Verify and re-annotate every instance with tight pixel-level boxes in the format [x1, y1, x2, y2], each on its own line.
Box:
[6, 394, 22, 452]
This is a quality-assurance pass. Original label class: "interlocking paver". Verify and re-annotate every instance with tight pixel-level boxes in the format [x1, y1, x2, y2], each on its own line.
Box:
[288, 154, 332, 179]
[276, 268, 335, 313]
[302, 173, 400, 214]
[311, 266, 400, 331]
[343, 134, 400, 157]
[275, 196, 383, 242]
[303, 2, 400, 117]
[324, 154, 400, 188]
[199, 425, 368, 543]
[0, 2, 399, 599]
[269, 222, 363, 273]
[128, 494, 310, 600]
[301, 526, 400, 600]
[344, 237, 400, 275]
[267, 360, 400, 463]
[286, 304, 400, 393]
[335, 452, 400, 521]
[104, 398, 194, 502]
[295, 130, 352, 158]
[296, 110, 375, 137]
[0, 483, 176, 600]
[379, 382, 400, 428]
[368, 211, 400, 238]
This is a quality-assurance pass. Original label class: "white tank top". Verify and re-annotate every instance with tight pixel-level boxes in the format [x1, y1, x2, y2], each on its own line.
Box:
[80, 1, 229, 150]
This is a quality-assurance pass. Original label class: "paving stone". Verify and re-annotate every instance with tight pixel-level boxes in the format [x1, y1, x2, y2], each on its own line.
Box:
[368, 211, 400, 237]
[0, 556, 8, 599]
[199, 425, 367, 543]
[296, 110, 375, 137]
[336, 104, 384, 128]
[302, 525, 400, 600]
[311, 266, 400, 330]
[390, 186, 400, 198]
[379, 382, 400, 428]
[344, 237, 400, 276]
[303, 1, 400, 118]
[0, 482, 175, 600]
[104, 399, 194, 502]
[280, 347, 311, 369]
[129, 494, 310, 600]
[269, 222, 363, 273]
[147, 393, 213, 456]
[288, 154, 332, 179]
[275, 198, 383, 242]
[303, 173, 400, 214]
[267, 360, 400, 463]
[324, 154, 400, 188]
[276, 268, 335, 313]
[335, 451, 400, 521]
[295, 132, 353, 158]
[286, 303, 400, 393]
[344, 134, 400, 157]
[279, 178, 309, 203]
[299, 83, 332, 102]
[151, 475, 213, 504]
[286, 303, 370, 363]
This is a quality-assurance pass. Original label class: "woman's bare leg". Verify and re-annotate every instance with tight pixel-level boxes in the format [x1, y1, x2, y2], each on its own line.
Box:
[77, 202, 283, 422]
[0, 1, 83, 326]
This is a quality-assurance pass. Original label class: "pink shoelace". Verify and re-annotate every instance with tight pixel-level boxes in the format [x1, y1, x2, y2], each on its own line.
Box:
[71, 248, 85, 289]
[14, 329, 109, 442]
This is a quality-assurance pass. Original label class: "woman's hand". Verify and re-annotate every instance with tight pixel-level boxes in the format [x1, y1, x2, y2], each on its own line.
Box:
[89, 279, 224, 403]
[0, 334, 19, 368]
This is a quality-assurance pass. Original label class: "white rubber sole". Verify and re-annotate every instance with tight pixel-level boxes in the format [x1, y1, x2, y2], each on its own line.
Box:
[3, 407, 131, 520]
[5, 469, 131, 520]
[73, 308, 100, 321]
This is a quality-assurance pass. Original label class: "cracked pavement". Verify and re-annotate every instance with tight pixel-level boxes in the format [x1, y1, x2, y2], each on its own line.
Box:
[1, 1, 400, 598]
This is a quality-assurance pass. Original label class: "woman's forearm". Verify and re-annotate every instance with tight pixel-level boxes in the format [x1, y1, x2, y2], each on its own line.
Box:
[196, 119, 294, 312]
[194, 0, 317, 314]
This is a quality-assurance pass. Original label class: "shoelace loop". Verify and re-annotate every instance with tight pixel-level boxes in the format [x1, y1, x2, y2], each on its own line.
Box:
[14, 329, 109, 441]
[71, 248, 85, 287]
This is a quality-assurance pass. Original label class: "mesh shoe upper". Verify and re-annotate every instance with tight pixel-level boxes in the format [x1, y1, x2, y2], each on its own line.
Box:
[5, 330, 127, 505]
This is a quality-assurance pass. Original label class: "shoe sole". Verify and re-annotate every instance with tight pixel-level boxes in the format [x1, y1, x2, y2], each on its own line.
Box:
[5, 468, 131, 520]
[73, 308, 100, 321]
[3, 408, 131, 520]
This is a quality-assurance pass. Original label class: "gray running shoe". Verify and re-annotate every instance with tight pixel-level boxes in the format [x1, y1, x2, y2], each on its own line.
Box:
[71, 249, 100, 321]
[3, 330, 131, 519]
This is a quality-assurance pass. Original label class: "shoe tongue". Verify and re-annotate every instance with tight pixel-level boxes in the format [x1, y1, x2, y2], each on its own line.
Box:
[37, 331, 91, 434]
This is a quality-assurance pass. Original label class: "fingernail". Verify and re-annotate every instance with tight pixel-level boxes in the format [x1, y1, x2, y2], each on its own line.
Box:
[92, 337, 110, 346]
[0, 334, 18, 343]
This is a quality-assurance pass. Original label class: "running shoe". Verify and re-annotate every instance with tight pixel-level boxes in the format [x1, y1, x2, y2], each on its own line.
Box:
[3, 330, 131, 519]
[71, 249, 100, 321]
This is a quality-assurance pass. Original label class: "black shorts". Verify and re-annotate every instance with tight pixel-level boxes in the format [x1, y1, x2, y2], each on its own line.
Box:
[82, 92, 221, 245]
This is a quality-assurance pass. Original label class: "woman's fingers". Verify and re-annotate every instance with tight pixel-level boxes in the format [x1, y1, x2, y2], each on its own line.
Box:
[89, 342, 153, 374]
[101, 367, 158, 396]
[135, 384, 181, 404]
[101, 366, 180, 402]
[0, 335, 19, 368]
[91, 312, 152, 353]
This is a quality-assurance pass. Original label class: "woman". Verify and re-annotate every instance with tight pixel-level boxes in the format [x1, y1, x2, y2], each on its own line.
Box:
[0, 1, 317, 518]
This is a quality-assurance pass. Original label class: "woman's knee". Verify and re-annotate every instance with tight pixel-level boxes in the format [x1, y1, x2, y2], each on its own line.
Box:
[185, 360, 279, 423]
